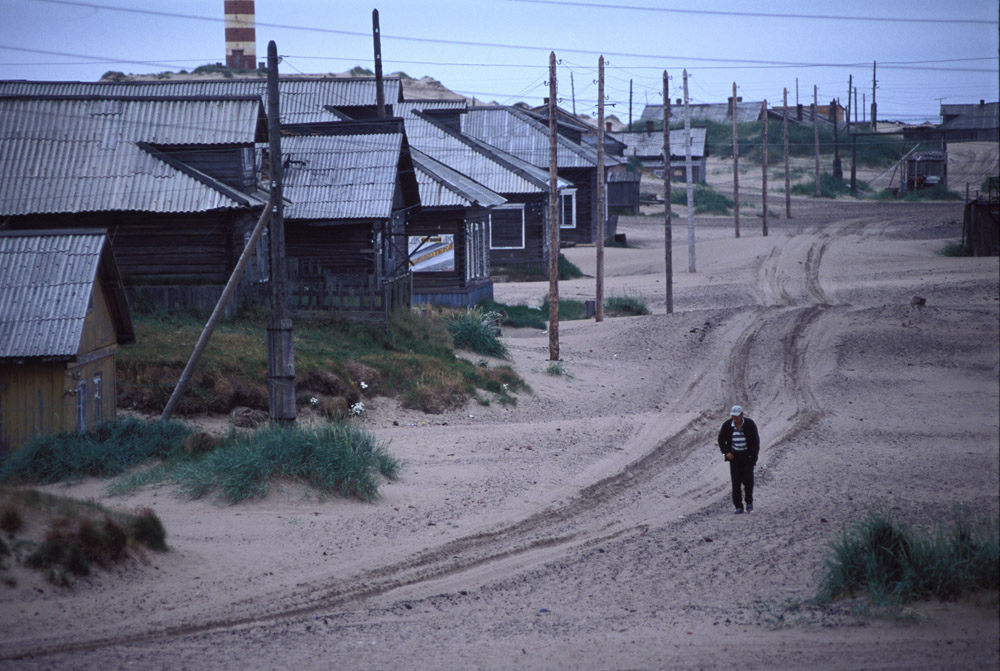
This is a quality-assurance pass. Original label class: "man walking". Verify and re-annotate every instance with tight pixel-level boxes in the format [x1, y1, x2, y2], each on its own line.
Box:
[718, 405, 760, 513]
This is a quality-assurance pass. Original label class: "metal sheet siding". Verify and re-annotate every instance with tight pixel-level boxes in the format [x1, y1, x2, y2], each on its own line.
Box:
[0, 233, 104, 358]
[0, 78, 402, 124]
[281, 134, 402, 221]
[0, 98, 258, 215]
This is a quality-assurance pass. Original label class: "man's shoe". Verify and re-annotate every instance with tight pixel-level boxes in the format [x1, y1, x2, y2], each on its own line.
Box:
[746, 504, 753, 512]
[734, 508, 744, 514]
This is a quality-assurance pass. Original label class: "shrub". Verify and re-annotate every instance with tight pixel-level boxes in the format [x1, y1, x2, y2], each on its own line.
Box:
[130, 509, 167, 551]
[791, 172, 867, 199]
[605, 292, 650, 316]
[671, 185, 734, 214]
[817, 509, 1000, 605]
[940, 241, 972, 257]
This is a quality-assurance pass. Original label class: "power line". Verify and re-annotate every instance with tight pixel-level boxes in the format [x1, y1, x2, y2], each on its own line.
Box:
[498, 0, 998, 25]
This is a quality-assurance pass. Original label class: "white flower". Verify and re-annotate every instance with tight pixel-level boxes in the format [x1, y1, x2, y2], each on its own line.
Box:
[309, 396, 319, 406]
[360, 381, 368, 390]
[502, 383, 509, 392]
[349, 401, 365, 416]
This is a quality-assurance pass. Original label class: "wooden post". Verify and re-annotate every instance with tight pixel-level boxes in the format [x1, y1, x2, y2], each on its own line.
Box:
[684, 69, 695, 273]
[813, 85, 820, 198]
[161, 205, 271, 422]
[832, 97, 842, 180]
[871, 60, 877, 132]
[732, 82, 740, 238]
[266, 40, 296, 426]
[571, 71, 576, 116]
[373, 10, 386, 119]
[846, 75, 852, 137]
[783, 88, 791, 219]
[663, 70, 673, 313]
[762, 98, 768, 237]
[595, 55, 605, 323]
[629, 79, 633, 129]
[547, 52, 560, 361]
[851, 135, 857, 193]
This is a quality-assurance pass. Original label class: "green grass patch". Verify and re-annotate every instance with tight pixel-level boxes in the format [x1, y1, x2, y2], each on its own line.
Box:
[940, 241, 972, 257]
[604, 291, 651, 316]
[112, 424, 401, 504]
[817, 509, 999, 606]
[447, 308, 508, 359]
[875, 185, 964, 202]
[671, 184, 734, 214]
[494, 254, 583, 282]
[791, 172, 869, 199]
[0, 418, 192, 485]
[119, 308, 527, 416]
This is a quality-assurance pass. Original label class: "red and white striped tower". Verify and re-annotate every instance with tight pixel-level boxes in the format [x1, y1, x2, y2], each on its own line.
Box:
[224, 1, 256, 70]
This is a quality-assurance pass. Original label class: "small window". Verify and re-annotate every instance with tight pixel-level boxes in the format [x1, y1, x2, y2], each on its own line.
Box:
[490, 206, 525, 250]
[559, 189, 577, 229]
[93, 373, 103, 424]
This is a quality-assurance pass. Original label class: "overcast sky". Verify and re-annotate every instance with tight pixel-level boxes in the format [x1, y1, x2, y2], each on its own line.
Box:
[2, 0, 997, 124]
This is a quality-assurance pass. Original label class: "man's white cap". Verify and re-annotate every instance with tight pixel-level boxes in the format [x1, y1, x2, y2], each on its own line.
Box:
[730, 405, 743, 416]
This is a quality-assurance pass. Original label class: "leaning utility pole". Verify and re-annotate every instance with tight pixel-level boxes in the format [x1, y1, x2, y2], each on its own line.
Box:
[813, 85, 820, 198]
[762, 98, 768, 237]
[683, 69, 695, 273]
[547, 52, 560, 361]
[266, 40, 296, 427]
[595, 56, 605, 323]
[373, 9, 386, 119]
[732, 82, 740, 238]
[783, 87, 791, 219]
[663, 70, 673, 313]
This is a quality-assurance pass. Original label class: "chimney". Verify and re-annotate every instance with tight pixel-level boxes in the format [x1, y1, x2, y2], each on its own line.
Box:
[225, 1, 256, 70]
[676, 98, 681, 106]
[981, 100, 985, 106]
[645, 120, 654, 134]
[606, 121, 612, 132]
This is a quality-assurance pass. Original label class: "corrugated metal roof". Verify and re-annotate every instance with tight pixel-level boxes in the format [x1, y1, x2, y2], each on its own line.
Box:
[0, 231, 106, 358]
[940, 102, 999, 131]
[462, 106, 603, 169]
[0, 97, 262, 216]
[280, 133, 403, 221]
[0, 78, 402, 124]
[614, 128, 707, 158]
[400, 111, 546, 195]
[411, 148, 505, 208]
[639, 101, 765, 125]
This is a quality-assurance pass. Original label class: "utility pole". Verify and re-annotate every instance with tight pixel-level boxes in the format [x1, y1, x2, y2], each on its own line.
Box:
[871, 60, 877, 132]
[663, 70, 673, 313]
[783, 87, 791, 219]
[862, 93, 866, 124]
[854, 87, 858, 125]
[595, 56, 605, 322]
[547, 52, 560, 361]
[571, 71, 576, 116]
[732, 82, 740, 238]
[266, 40, 296, 427]
[846, 74, 853, 137]
[795, 78, 799, 106]
[832, 97, 842, 180]
[762, 98, 768, 237]
[629, 79, 633, 129]
[813, 85, 820, 198]
[372, 10, 385, 119]
[684, 69, 695, 273]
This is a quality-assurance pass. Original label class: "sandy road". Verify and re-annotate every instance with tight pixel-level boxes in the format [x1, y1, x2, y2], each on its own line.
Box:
[1, 199, 997, 670]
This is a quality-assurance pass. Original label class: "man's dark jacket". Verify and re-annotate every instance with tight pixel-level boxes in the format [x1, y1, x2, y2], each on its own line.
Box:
[718, 417, 760, 466]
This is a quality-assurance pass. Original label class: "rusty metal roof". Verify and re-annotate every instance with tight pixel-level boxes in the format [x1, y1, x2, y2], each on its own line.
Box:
[0, 96, 264, 216]
[0, 77, 402, 124]
[411, 148, 506, 209]
[0, 229, 133, 360]
[280, 131, 405, 221]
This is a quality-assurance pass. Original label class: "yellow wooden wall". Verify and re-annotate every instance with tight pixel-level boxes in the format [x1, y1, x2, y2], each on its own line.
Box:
[0, 280, 120, 453]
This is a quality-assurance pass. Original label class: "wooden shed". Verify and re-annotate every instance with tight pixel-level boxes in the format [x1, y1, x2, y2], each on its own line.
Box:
[0, 229, 134, 456]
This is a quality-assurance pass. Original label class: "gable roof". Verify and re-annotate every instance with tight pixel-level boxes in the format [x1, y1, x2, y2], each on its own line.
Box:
[0, 229, 134, 360]
[614, 127, 708, 159]
[462, 106, 620, 169]
[411, 148, 506, 209]
[279, 120, 418, 222]
[639, 101, 765, 125]
[0, 77, 403, 124]
[0, 96, 266, 216]
[940, 102, 999, 131]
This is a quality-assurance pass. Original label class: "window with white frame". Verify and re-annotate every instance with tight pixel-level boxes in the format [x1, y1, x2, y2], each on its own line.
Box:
[93, 373, 103, 424]
[559, 189, 577, 229]
[465, 220, 489, 280]
[489, 205, 525, 250]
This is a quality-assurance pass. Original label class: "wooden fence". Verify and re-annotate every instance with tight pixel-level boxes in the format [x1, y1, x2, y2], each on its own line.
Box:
[289, 272, 411, 323]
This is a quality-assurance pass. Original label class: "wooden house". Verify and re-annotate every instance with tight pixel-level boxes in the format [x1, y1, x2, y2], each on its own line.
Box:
[0, 229, 134, 455]
[398, 103, 565, 275]
[614, 126, 709, 183]
[462, 105, 622, 247]
[277, 119, 420, 322]
[0, 95, 269, 314]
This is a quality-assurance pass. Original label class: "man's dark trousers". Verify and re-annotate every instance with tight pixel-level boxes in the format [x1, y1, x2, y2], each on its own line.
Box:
[730, 455, 754, 509]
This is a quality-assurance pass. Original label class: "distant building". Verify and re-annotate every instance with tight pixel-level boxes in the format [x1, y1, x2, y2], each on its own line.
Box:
[904, 101, 999, 144]
[0, 230, 134, 455]
[613, 126, 709, 183]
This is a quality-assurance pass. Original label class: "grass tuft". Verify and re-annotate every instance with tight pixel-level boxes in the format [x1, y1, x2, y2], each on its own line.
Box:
[604, 291, 650, 317]
[671, 184, 734, 214]
[817, 509, 999, 605]
[447, 308, 509, 359]
[940, 241, 972, 257]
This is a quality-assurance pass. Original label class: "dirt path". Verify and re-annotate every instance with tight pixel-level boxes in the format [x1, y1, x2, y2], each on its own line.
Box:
[1, 199, 997, 670]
